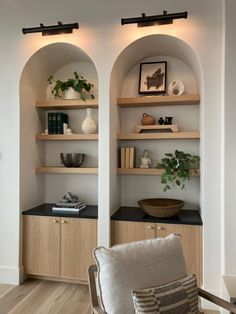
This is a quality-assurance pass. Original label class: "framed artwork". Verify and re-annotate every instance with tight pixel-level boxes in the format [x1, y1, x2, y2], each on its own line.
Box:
[139, 61, 167, 94]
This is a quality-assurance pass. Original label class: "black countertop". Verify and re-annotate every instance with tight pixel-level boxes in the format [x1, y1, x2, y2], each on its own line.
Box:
[22, 203, 98, 219]
[111, 207, 202, 226]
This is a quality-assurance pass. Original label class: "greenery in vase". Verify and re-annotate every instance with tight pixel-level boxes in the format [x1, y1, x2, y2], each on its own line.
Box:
[47, 71, 94, 101]
[157, 150, 200, 192]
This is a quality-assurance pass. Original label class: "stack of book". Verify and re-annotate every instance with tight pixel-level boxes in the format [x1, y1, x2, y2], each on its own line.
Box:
[52, 201, 87, 213]
[48, 112, 68, 134]
[120, 147, 136, 168]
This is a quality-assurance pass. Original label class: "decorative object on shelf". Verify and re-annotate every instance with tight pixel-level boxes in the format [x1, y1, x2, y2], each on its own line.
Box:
[81, 108, 97, 134]
[64, 87, 80, 100]
[60, 153, 85, 167]
[141, 113, 155, 125]
[47, 71, 94, 100]
[133, 124, 179, 133]
[139, 149, 151, 168]
[22, 21, 79, 36]
[157, 150, 200, 191]
[138, 198, 185, 218]
[158, 117, 164, 125]
[168, 80, 184, 96]
[139, 61, 167, 95]
[61, 192, 79, 203]
[121, 10, 188, 27]
[65, 128, 73, 134]
[52, 192, 87, 212]
[164, 116, 173, 125]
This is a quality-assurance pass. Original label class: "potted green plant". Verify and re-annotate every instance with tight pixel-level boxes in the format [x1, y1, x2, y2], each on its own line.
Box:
[157, 150, 200, 191]
[47, 71, 95, 101]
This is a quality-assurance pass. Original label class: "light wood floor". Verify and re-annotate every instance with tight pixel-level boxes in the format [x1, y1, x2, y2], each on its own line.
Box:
[0, 280, 220, 314]
[0, 280, 90, 314]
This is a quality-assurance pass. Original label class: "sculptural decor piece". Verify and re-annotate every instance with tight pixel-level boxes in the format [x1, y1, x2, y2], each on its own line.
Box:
[139, 149, 152, 168]
[168, 80, 184, 96]
[139, 61, 167, 94]
[141, 113, 155, 125]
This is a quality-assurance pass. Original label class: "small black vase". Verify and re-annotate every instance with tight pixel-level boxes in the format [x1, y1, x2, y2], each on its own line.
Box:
[164, 116, 173, 125]
[158, 117, 164, 125]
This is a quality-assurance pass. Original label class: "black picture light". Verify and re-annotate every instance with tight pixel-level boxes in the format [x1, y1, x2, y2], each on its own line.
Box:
[121, 11, 188, 27]
[22, 21, 79, 36]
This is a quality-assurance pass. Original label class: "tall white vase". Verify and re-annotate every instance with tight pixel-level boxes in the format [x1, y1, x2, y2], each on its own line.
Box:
[81, 108, 97, 134]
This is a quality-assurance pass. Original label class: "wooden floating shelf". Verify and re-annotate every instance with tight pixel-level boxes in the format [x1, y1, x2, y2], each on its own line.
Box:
[117, 168, 200, 176]
[117, 131, 200, 140]
[36, 134, 98, 141]
[117, 94, 200, 107]
[36, 99, 98, 110]
[133, 124, 179, 133]
[36, 167, 98, 174]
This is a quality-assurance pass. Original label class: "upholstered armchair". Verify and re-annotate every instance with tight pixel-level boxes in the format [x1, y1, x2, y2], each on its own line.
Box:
[88, 234, 236, 314]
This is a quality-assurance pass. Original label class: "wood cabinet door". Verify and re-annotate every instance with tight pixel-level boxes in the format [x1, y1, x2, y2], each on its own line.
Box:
[24, 216, 60, 276]
[154, 223, 202, 285]
[112, 221, 155, 245]
[60, 218, 97, 280]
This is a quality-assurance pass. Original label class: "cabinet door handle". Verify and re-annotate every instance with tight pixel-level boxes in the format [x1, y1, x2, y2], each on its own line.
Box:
[157, 226, 164, 231]
[52, 219, 58, 223]
[61, 220, 67, 224]
[147, 225, 154, 230]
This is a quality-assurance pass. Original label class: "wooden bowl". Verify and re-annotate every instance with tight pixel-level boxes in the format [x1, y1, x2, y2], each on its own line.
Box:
[138, 198, 185, 218]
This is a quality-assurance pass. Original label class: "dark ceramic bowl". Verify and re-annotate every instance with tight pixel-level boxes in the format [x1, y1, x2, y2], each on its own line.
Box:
[60, 153, 85, 167]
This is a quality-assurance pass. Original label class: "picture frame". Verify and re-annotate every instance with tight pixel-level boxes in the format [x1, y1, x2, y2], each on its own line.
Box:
[139, 61, 167, 95]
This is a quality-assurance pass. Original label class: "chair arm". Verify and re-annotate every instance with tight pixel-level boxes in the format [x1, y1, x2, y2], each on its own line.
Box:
[198, 288, 236, 313]
[88, 264, 106, 314]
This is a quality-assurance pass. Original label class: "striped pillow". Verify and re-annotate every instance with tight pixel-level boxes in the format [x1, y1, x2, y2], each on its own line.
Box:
[132, 274, 199, 314]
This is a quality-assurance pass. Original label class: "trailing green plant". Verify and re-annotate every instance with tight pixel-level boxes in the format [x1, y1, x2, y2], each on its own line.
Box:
[47, 71, 94, 101]
[157, 150, 200, 192]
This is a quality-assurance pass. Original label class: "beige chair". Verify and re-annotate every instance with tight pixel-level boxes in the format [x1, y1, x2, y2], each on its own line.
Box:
[88, 234, 236, 314]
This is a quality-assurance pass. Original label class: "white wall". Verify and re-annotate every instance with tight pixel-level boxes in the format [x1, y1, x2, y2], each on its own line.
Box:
[0, 0, 224, 301]
[223, 0, 236, 298]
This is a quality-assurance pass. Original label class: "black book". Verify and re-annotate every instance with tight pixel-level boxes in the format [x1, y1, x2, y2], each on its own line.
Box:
[48, 112, 54, 134]
[52, 113, 57, 134]
[56, 113, 68, 134]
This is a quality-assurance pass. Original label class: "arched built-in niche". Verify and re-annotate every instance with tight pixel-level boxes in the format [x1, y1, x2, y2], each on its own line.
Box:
[20, 43, 99, 212]
[110, 34, 203, 212]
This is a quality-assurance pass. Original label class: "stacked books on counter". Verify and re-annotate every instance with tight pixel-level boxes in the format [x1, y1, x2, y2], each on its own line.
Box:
[52, 201, 87, 213]
[120, 147, 136, 169]
[48, 112, 68, 134]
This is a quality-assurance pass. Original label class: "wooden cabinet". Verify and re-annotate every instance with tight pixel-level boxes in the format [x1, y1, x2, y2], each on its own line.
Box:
[24, 216, 60, 277]
[24, 215, 97, 281]
[112, 220, 202, 285]
[112, 221, 155, 244]
[61, 218, 97, 280]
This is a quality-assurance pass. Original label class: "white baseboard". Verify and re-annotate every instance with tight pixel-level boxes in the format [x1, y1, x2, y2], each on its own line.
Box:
[0, 265, 23, 285]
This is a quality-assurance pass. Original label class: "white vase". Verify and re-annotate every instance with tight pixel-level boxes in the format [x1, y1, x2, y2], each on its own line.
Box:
[81, 108, 97, 134]
[64, 87, 80, 100]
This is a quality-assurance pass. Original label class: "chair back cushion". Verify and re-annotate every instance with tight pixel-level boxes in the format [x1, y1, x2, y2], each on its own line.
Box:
[93, 234, 188, 314]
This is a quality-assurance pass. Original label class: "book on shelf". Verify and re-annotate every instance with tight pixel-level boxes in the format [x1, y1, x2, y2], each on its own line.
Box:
[52, 113, 57, 134]
[56, 113, 68, 134]
[48, 112, 54, 134]
[125, 147, 130, 168]
[129, 147, 136, 168]
[120, 147, 125, 168]
[52, 206, 82, 213]
[119, 146, 136, 169]
[48, 112, 68, 134]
